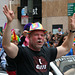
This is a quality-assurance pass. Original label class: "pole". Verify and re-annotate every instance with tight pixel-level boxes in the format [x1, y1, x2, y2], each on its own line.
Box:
[27, 0, 33, 23]
[9, 0, 12, 10]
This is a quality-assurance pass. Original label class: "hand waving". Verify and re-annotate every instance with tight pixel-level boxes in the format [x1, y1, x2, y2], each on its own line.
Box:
[3, 5, 14, 22]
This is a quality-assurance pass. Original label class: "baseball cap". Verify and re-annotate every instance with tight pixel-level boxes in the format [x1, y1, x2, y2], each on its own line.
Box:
[27, 22, 47, 34]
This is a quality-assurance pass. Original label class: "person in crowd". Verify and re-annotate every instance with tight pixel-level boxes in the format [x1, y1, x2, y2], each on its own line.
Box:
[58, 33, 74, 56]
[0, 30, 7, 71]
[49, 41, 54, 48]
[6, 23, 31, 75]
[0, 48, 7, 71]
[2, 5, 75, 75]
[72, 37, 75, 55]
[49, 31, 53, 37]
[18, 23, 32, 47]
[58, 28, 63, 35]
[0, 32, 3, 48]
[57, 33, 68, 46]
[66, 37, 75, 56]
[6, 30, 20, 75]
[57, 33, 75, 75]
[46, 33, 51, 47]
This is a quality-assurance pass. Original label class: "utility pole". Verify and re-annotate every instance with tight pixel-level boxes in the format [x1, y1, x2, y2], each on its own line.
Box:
[27, 0, 33, 23]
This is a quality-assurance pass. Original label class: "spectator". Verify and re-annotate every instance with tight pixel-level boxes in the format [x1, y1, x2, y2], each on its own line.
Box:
[18, 23, 32, 47]
[0, 31, 7, 71]
[6, 30, 20, 75]
[0, 32, 3, 48]
[66, 37, 75, 56]
[49, 41, 54, 48]
[0, 48, 7, 71]
[58, 33, 74, 56]
[58, 28, 63, 35]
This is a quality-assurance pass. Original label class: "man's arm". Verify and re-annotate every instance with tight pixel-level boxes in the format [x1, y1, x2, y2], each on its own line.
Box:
[56, 13, 75, 58]
[2, 5, 18, 58]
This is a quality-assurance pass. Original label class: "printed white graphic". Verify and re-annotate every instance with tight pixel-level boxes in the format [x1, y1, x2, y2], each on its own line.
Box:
[39, 59, 42, 65]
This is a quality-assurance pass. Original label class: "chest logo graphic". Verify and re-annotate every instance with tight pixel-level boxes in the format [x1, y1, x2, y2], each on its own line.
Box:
[39, 59, 42, 65]
[33, 56, 48, 72]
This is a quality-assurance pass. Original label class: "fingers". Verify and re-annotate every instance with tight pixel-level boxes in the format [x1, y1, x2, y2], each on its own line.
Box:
[71, 13, 75, 21]
[70, 13, 75, 29]
[72, 13, 75, 19]
[3, 6, 7, 14]
[3, 5, 9, 14]
[5, 5, 9, 11]
[3, 5, 14, 22]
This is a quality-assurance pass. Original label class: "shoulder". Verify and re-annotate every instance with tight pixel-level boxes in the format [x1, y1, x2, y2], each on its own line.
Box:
[42, 46, 57, 61]
[42, 46, 57, 56]
[42, 46, 57, 52]
[13, 46, 28, 61]
[18, 46, 30, 55]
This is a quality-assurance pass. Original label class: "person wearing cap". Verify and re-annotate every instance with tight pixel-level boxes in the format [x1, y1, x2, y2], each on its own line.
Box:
[2, 5, 75, 75]
[6, 30, 20, 75]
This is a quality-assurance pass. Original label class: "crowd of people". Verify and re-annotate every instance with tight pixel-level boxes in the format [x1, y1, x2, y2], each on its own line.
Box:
[0, 22, 31, 75]
[0, 5, 75, 75]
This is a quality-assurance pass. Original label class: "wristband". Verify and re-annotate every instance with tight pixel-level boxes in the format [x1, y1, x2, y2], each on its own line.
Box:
[70, 30, 75, 33]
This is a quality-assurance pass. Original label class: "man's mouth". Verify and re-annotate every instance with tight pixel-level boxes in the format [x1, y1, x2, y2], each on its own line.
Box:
[37, 40, 42, 43]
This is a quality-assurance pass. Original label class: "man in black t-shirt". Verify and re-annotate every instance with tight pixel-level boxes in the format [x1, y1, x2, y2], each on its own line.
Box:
[2, 5, 75, 75]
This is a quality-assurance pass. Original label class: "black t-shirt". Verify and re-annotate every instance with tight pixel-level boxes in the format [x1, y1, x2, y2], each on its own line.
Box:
[14, 46, 57, 75]
[6, 56, 17, 71]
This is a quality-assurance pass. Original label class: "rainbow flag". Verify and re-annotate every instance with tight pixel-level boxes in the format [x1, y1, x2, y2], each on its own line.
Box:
[73, 38, 75, 44]
[4, 23, 7, 30]
[11, 29, 14, 32]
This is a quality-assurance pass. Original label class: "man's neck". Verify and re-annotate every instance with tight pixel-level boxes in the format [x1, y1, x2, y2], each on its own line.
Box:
[29, 46, 41, 51]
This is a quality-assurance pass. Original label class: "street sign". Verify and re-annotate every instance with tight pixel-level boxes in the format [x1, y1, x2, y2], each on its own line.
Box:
[68, 3, 75, 16]
[21, 16, 28, 24]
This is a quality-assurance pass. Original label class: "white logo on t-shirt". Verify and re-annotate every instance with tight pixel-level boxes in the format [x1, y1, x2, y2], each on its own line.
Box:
[39, 59, 42, 65]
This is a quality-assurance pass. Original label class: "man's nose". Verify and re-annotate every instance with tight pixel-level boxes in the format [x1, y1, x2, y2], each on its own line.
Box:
[38, 35, 42, 38]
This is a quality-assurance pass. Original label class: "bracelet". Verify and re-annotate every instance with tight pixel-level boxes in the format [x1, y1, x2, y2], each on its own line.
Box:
[70, 30, 75, 33]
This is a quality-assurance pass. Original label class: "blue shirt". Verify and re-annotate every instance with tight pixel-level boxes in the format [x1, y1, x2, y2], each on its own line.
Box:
[66, 48, 73, 56]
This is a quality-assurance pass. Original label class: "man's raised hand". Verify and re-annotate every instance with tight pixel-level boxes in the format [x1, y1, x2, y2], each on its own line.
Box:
[3, 5, 14, 22]
[71, 13, 75, 29]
